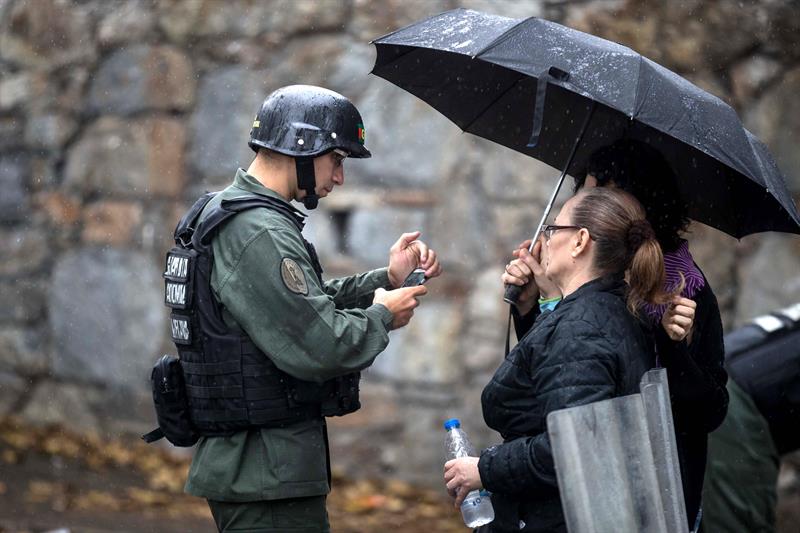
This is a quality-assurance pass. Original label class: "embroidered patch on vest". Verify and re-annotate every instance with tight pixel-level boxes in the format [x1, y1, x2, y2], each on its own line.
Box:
[281, 258, 308, 295]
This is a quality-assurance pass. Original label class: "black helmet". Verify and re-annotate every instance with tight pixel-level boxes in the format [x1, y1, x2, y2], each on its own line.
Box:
[248, 85, 371, 159]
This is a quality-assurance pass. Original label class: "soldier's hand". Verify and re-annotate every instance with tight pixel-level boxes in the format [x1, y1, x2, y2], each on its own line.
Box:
[373, 285, 427, 330]
[661, 296, 696, 343]
[387, 231, 442, 288]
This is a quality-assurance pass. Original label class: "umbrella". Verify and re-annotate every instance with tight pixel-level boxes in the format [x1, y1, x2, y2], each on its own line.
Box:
[370, 8, 800, 242]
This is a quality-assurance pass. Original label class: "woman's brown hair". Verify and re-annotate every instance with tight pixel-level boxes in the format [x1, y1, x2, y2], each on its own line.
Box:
[570, 187, 678, 315]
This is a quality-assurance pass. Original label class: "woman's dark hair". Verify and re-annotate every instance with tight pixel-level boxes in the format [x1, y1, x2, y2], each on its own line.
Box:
[573, 140, 690, 253]
[571, 187, 675, 315]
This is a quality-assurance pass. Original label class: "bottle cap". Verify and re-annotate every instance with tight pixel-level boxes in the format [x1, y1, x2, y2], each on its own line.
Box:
[443, 418, 461, 430]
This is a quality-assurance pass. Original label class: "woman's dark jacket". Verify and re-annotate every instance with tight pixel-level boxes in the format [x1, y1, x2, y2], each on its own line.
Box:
[501, 272, 729, 530]
[479, 275, 655, 533]
[653, 274, 728, 528]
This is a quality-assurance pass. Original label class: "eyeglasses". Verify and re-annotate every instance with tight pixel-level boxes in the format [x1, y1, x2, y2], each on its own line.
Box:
[332, 148, 349, 166]
[542, 224, 581, 241]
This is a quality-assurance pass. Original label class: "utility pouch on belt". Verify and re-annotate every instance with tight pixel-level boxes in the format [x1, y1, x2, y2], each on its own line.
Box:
[289, 372, 361, 417]
[141, 355, 199, 447]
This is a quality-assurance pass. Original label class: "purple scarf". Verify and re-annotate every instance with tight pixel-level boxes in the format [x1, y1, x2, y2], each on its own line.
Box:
[642, 240, 705, 323]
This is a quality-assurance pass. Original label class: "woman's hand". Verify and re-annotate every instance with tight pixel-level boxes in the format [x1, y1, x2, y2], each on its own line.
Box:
[502, 238, 561, 315]
[661, 296, 697, 343]
[444, 457, 482, 508]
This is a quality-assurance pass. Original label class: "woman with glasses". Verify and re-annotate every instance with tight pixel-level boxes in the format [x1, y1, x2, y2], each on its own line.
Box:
[499, 140, 727, 532]
[576, 141, 727, 533]
[444, 187, 676, 533]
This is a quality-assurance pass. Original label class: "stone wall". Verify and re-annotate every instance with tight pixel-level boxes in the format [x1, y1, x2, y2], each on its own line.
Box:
[1, 0, 800, 494]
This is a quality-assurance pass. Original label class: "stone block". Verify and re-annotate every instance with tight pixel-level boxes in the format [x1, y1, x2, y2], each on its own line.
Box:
[32, 191, 82, 226]
[81, 201, 144, 246]
[0, 326, 48, 374]
[96, 0, 157, 48]
[460, 268, 513, 373]
[0, 73, 29, 110]
[0, 0, 95, 68]
[0, 227, 47, 277]
[490, 201, 551, 266]
[28, 66, 90, 113]
[347, 205, 428, 267]
[369, 301, 464, 384]
[0, 152, 30, 222]
[565, 0, 762, 72]
[49, 248, 165, 387]
[730, 55, 782, 105]
[263, 36, 361, 92]
[734, 233, 800, 327]
[64, 116, 186, 198]
[355, 80, 463, 189]
[87, 45, 195, 116]
[187, 66, 270, 182]
[350, 0, 451, 41]
[0, 279, 47, 324]
[0, 372, 26, 418]
[19, 381, 102, 433]
[459, 0, 544, 20]
[24, 112, 78, 150]
[157, 0, 347, 43]
[745, 67, 800, 194]
[0, 116, 24, 150]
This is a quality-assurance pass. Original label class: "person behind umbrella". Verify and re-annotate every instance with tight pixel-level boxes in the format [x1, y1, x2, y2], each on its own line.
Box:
[580, 140, 728, 530]
[444, 186, 672, 533]
[503, 139, 728, 531]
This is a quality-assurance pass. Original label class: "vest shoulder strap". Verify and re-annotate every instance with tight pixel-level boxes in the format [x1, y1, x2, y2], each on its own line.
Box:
[174, 192, 218, 247]
[192, 194, 307, 248]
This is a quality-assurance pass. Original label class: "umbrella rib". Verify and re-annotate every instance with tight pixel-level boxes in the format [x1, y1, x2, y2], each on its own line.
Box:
[458, 73, 527, 133]
[472, 16, 535, 59]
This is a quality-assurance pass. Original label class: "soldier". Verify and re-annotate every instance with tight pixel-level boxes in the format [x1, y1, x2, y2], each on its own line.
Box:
[170, 85, 441, 531]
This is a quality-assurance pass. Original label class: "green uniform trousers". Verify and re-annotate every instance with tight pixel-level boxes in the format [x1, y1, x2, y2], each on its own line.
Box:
[208, 496, 330, 533]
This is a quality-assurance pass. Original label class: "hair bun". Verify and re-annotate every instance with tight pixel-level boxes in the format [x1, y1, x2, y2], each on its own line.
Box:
[627, 219, 655, 252]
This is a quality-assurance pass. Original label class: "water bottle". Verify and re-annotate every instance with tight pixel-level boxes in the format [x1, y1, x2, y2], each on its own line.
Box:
[444, 418, 495, 528]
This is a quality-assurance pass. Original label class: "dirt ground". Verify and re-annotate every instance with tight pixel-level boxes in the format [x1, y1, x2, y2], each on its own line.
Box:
[3, 418, 799, 533]
[0, 418, 465, 533]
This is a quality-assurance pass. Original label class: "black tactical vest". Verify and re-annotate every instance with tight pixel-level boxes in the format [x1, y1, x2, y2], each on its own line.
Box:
[163, 192, 361, 436]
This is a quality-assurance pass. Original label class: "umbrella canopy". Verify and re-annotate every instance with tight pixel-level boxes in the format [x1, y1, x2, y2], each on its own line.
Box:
[371, 8, 800, 238]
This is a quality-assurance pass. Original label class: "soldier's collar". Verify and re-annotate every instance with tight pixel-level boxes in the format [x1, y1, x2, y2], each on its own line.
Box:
[232, 168, 308, 222]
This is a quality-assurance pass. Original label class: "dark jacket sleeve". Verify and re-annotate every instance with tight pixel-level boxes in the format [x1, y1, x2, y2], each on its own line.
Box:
[655, 281, 728, 433]
[479, 317, 619, 494]
[512, 305, 541, 340]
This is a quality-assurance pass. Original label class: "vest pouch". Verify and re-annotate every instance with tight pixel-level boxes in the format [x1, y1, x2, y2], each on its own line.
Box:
[320, 373, 361, 417]
[150, 354, 198, 447]
[289, 378, 327, 405]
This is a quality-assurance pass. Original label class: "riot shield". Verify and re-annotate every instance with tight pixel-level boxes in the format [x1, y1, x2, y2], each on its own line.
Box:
[547, 368, 687, 533]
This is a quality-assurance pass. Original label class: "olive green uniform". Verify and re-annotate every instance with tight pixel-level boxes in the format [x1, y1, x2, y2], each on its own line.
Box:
[185, 169, 394, 531]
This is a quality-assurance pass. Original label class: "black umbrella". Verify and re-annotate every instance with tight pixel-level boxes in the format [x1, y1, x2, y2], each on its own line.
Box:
[371, 8, 800, 243]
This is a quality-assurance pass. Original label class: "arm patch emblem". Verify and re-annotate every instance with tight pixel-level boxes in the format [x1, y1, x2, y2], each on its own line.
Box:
[281, 258, 308, 295]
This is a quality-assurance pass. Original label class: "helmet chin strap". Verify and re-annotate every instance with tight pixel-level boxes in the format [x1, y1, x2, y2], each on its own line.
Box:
[295, 157, 319, 210]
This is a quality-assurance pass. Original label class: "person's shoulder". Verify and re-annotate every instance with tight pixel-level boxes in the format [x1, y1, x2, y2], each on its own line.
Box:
[211, 206, 303, 260]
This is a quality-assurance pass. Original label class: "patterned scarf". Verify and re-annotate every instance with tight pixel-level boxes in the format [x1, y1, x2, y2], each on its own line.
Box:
[643, 239, 705, 323]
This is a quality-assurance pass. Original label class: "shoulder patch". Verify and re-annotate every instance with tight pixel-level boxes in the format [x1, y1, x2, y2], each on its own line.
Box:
[281, 258, 308, 295]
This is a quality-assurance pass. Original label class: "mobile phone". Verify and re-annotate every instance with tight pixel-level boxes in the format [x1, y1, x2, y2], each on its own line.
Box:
[401, 268, 427, 287]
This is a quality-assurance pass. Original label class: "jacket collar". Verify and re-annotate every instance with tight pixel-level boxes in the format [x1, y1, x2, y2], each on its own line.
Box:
[230, 168, 307, 221]
[559, 273, 627, 308]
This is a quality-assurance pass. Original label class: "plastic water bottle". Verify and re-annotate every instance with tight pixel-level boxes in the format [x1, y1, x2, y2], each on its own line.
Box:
[444, 418, 495, 528]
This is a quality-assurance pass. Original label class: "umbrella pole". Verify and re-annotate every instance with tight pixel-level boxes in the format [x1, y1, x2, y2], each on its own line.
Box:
[503, 100, 597, 305]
